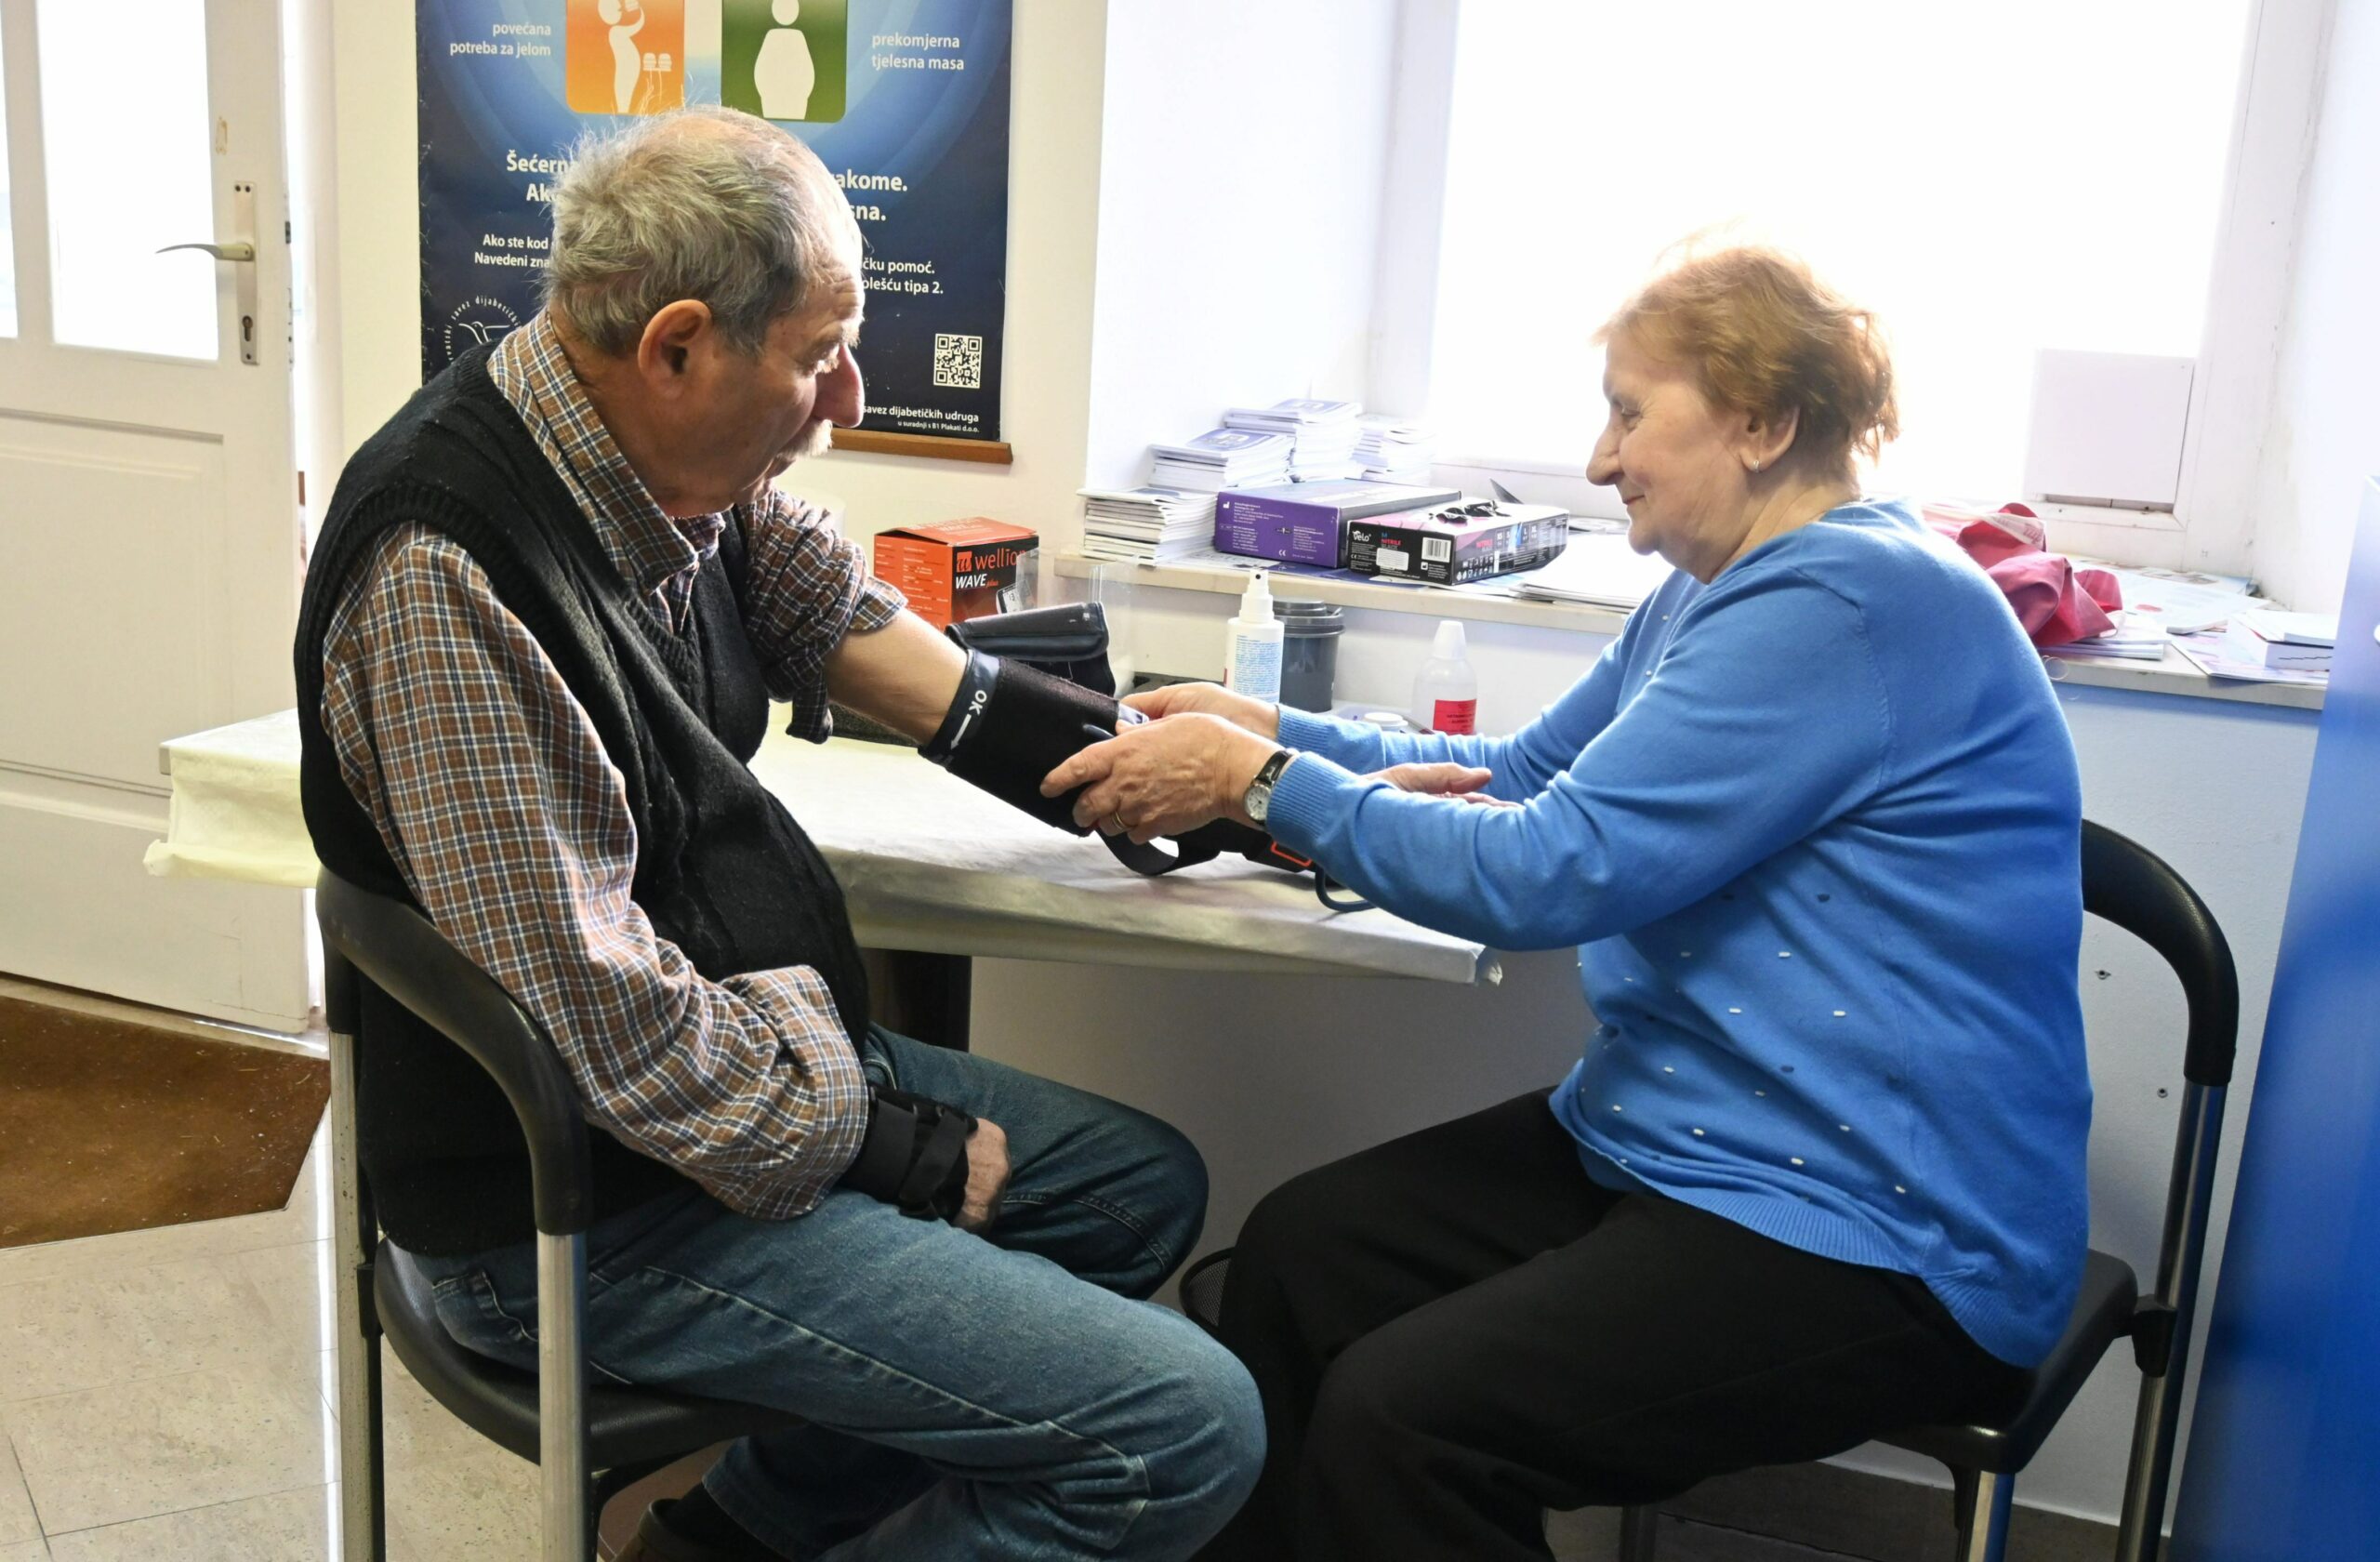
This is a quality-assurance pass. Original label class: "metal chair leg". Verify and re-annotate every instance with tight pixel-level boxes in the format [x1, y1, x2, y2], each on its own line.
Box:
[1618, 1503, 1658, 1562]
[1956, 1469, 2015, 1562]
[538, 1231, 592, 1562]
[330, 1026, 388, 1562]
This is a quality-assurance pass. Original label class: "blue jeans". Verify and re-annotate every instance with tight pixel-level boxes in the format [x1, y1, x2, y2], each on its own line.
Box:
[414, 1027, 1263, 1561]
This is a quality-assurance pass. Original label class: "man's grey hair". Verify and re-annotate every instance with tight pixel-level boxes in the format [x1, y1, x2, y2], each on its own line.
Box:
[544, 105, 861, 356]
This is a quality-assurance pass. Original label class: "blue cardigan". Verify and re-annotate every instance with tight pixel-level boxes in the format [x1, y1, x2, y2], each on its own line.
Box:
[1265, 499, 2091, 1365]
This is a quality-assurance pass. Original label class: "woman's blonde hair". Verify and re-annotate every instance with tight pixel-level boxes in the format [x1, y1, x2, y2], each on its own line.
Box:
[1596, 246, 1898, 481]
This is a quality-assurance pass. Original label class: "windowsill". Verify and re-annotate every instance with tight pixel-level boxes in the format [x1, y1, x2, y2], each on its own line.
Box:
[1053, 549, 2325, 713]
[1054, 549, 1634, 636]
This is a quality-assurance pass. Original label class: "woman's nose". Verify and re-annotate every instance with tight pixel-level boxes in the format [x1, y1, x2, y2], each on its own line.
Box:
[1586, 430, 1621, 486]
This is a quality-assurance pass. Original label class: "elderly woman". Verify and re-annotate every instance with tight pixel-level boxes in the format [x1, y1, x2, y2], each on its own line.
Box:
[1044, 248, 2092, 1562]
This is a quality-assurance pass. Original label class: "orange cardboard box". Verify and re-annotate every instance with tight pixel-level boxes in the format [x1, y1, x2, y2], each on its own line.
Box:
[872, 519, 1039, 630]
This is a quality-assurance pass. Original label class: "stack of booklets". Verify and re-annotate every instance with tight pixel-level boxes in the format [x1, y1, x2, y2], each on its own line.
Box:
[1149, 428, 1292, 492]
[1223, 400, 1362, 480]
[1077, 486, 1217, 563]
[1507, 530, 1678, 610]
[1353, 414, 1436, 484]
[2044, 611, 2169, 662]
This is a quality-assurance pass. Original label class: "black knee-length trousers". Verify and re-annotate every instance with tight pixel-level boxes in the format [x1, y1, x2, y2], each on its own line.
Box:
[1197, 1091, 2027, 1562]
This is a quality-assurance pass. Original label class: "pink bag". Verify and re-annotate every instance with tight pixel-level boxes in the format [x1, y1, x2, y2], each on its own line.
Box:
[1921, 502, 2122, 648]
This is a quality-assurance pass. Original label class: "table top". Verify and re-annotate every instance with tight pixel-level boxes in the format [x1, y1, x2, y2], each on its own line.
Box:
[152, 709, 1494, 986]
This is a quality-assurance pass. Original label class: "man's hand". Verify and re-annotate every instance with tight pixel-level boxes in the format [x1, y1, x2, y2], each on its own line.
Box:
[957, 1119, 1011, 1232]
[1040, 712, 1279, 842]
[1371, 761, 1514, 805]
[1122, 682, 1282, 741]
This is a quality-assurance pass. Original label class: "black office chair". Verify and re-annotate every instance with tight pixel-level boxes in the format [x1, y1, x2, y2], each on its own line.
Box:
[317, 867, 803, 1562]
[1177, 822, 2237, 1562]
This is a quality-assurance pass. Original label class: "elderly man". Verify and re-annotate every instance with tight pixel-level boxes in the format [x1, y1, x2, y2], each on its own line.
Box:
[295, 106, 1260, 1562]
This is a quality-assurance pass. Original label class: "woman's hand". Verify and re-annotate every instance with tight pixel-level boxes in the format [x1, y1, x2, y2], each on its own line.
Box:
[1121, 682, 1283, 742]
[1040, 713, 1279, 843]
[1371, 761, 1514, 806]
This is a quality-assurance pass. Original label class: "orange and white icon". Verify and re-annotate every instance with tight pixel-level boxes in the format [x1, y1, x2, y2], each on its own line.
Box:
[566, 0, 687, 114]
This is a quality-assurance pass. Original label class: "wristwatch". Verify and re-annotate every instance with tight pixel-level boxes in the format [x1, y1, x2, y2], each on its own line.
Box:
[1240, 748, 1295, 825]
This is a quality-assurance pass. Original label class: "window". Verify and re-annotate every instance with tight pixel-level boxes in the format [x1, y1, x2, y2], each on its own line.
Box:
[0, 20, 15, 339]
[1417, 1, 2261, 527]
[37, 0, 218, 359]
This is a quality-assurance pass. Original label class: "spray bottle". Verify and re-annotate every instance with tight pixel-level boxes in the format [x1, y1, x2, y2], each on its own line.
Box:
[1224, 571, 1285, 702]
[1412, 619, 1478, 733]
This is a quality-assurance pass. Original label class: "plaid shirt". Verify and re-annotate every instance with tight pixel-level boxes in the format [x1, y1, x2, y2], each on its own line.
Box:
[319, 311, 906, 1222]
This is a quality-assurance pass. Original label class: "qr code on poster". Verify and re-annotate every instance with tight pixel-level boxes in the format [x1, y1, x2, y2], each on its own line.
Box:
[932, 333, 985, 390]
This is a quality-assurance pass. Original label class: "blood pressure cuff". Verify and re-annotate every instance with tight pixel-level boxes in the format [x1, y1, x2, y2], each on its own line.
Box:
[921, 644, 1323, 884]
[921, 648, 1124, 835]
[842, 1086, 974, 1223]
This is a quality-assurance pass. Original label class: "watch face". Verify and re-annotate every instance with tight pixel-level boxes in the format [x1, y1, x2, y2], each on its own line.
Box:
[1247, 787, 1270, 824]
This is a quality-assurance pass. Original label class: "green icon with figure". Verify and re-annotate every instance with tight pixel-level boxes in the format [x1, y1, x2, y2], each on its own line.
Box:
[722, 0, 847, 123]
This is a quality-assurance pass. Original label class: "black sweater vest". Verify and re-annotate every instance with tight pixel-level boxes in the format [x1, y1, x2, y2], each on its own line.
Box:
[294, 346, 871, 1255]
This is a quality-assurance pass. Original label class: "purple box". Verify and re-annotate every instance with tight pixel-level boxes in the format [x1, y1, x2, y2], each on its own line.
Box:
[1212, 481, 1459, 568]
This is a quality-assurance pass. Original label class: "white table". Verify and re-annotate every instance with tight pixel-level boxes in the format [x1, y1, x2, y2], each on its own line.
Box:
[152, 708, 1494, 986]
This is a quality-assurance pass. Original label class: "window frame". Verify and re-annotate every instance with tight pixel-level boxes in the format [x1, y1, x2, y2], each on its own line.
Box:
[1369, 0, 2337, 576]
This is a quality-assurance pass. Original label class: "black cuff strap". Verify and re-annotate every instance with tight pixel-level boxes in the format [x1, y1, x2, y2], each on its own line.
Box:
[844, 1087, 975, 1223]
[920, 649, 1001, 765]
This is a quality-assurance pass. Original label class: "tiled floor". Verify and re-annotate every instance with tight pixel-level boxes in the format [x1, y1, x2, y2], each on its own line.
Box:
[0, 1125, 549, 1562]
[0, 984, 1625, 1561]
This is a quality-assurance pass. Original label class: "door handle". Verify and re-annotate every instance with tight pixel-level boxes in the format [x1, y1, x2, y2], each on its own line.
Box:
[156, 241, 257, 263]
[152, 180, 262, 365]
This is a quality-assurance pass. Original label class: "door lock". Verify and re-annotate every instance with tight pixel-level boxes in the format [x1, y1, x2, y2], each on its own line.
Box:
[155, 180, 261, 364]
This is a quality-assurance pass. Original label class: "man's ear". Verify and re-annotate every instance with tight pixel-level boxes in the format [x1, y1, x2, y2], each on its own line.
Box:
[634, 300, 715, 391]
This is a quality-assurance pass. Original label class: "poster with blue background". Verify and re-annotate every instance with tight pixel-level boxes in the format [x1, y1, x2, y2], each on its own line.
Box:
[418, 0, 1011, 448]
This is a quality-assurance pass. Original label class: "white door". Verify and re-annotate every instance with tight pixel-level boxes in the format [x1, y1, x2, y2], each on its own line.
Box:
[0, 0, 310, 1029]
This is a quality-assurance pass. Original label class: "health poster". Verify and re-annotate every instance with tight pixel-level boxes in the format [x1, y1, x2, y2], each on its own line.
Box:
[417, 0, 1011, 449]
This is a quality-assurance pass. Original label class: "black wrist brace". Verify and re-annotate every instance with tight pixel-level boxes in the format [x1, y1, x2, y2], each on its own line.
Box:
[843, 1086, 974, 1222]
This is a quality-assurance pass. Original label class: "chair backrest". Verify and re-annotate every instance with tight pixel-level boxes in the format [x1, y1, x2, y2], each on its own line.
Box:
[2081, 820, 2241, 1089]
[316, 866, 595, 1237]
[2078, 820, 2240, 1557]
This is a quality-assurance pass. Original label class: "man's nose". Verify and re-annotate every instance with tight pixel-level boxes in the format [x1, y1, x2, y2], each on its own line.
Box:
[818, 348, 866, 428]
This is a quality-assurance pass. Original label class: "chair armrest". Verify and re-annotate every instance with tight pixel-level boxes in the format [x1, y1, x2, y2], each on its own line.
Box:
[317, 868, 595, 1236]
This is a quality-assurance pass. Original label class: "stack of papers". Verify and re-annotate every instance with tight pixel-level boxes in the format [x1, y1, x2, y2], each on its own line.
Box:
[1354, 414, 1435, 484]
[1506, 530, 1677, 611]
[1078, 486, 1218, 563]
[2044, 613, 2169, 662]
[2091, 565, 2268, 635]
[1149, 428, 1292, 493]
[1223, 400, 1363, 480]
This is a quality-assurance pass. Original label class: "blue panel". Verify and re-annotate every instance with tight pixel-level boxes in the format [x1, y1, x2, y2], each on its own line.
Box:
[2174, 479, 2380, 1560]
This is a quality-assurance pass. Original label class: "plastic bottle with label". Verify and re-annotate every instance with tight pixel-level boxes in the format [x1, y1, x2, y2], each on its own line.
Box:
[1224, 571, 1285, 702]
[1411, 619, 1478, 734]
